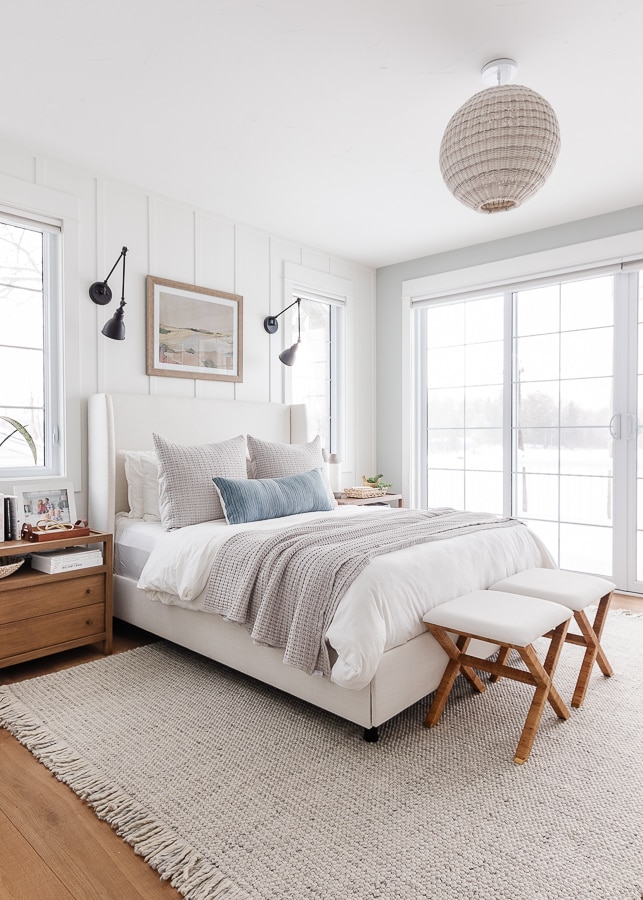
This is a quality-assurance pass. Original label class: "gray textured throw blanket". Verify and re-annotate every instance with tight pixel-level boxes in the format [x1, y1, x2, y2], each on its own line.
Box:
[202, 507, 520, 676]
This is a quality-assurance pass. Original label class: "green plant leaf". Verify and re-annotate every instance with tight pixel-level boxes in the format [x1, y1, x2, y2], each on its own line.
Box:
[0, 416, 38, 464]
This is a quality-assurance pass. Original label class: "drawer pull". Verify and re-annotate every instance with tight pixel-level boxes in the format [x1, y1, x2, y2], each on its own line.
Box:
[86, 619, 93, 626]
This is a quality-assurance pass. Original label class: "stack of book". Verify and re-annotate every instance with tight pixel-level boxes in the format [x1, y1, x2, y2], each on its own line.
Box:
[29, 546, 103, 574]
[0, 494, 18, 541]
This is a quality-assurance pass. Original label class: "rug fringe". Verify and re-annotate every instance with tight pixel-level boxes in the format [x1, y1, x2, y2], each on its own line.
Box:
[610, 606, 643, 619]
[0, 687, 248, 900]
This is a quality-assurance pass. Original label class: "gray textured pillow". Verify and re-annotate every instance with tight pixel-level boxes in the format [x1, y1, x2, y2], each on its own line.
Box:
[153, 433, 247, 529]
[247, 434, 324, 478]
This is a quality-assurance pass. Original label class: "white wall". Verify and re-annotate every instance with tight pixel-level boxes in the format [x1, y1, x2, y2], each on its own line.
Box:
[0, 136, 376, 516]
[376, 205, 643, 498]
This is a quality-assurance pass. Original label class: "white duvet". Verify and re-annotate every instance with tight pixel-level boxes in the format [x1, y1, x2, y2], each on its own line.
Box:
[137, 506, 554, 690]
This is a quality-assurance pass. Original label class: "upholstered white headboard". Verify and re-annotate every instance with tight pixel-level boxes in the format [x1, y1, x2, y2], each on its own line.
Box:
[88, 393, 309, 533]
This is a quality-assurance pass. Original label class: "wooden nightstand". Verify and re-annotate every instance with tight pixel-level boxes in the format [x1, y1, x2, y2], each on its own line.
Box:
[336, 493, 404, 509]
[0, 530, 113, 668]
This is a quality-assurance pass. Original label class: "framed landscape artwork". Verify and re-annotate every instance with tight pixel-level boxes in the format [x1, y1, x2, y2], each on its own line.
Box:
[146, 276, 243, 382]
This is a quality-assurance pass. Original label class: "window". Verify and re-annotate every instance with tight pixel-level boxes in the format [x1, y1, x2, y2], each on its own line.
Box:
[0, 213, 62, 476]
[289, 295, 344, 454]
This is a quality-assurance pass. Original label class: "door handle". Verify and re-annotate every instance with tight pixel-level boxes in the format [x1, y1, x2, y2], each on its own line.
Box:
[609, 413, 621, 439]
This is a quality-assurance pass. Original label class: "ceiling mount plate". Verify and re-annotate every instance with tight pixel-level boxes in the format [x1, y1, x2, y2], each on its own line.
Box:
[481, 58, 518, 87]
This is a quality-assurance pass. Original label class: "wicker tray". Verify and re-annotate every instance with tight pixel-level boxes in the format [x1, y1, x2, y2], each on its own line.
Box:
[343, 486, 387, 499]
[0, 556, 26, 579]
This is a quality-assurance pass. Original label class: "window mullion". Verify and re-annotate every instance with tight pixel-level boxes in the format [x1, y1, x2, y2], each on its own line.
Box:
[504, 291, 514, 518]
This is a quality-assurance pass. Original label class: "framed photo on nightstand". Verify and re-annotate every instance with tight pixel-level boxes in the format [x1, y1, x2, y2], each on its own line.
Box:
[13, 481, 77, 532]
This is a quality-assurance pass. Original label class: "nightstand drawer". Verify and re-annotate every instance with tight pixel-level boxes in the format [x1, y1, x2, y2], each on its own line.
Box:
[0, 574, 105, 626]
[0, 601, 106, 658]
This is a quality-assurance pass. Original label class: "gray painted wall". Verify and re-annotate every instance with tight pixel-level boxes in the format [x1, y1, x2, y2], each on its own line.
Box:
[375, 204, 643, 498]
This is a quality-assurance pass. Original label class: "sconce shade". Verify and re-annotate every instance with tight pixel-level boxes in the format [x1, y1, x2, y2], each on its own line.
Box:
[440, 84, 560, 213]
[101, 302, 126, 340]
[278, 339, 301, 366]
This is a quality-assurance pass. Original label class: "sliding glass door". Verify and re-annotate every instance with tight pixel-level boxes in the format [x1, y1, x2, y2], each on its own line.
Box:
[415, 270, 641, 590]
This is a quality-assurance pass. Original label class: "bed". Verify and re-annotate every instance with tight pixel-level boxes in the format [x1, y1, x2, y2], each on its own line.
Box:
[88, 392, 553, 740]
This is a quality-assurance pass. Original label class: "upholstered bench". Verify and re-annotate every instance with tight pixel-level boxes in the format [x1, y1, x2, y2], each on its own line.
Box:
[423, 590, 572, 764]
[489, 568, 615, 708]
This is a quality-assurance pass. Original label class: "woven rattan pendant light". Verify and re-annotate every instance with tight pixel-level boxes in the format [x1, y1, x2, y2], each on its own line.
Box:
[440, 59, 560, 213]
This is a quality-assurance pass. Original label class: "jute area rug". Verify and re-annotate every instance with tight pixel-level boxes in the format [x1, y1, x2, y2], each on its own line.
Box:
[1, 613, 641, 900]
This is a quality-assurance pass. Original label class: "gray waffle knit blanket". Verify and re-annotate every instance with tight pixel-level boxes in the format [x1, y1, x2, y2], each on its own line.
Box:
[202, 507, 520, 676]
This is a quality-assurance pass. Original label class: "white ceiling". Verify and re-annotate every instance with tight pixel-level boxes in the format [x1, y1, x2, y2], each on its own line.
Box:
[3, 1, 643, 268]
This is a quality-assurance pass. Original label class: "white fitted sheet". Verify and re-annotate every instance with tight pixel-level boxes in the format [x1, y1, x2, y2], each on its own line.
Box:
[114, 514, 173, 580]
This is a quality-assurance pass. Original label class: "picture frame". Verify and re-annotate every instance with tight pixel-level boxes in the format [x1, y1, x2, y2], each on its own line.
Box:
[146, 276, 243, 382]
[13, 481, 77, 532]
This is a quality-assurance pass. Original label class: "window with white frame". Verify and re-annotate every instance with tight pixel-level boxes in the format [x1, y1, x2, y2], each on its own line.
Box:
[289, 295, 344, 455]
[0, 213, 62, 476]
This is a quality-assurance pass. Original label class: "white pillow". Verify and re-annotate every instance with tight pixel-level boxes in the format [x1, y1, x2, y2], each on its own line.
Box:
[122, 450, 159, 519]
[153, 432, 248, 529]
[141, 454, 161, 521]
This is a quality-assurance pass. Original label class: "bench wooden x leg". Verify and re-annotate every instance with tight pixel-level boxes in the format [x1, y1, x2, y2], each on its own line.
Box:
[424, 618, 571, 764]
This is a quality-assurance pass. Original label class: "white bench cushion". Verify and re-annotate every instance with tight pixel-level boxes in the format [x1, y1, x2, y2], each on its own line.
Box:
[489, 568, 616, 612]
[423, 590, 572, 647]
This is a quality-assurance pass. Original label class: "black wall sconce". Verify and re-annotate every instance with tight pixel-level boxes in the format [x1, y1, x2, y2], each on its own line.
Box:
[89, 246, 128, 340]
[263, 297, 301, 366]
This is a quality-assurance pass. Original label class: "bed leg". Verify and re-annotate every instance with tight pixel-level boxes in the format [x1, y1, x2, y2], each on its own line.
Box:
[363, 726, 379, 743]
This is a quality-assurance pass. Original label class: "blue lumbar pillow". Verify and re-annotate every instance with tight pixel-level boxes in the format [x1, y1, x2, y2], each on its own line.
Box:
[212, 467, 334, 525]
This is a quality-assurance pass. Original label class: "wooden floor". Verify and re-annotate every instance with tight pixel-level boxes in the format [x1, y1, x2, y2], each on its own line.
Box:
[1, 595, 641, 899]
[0, 622, 182, 900]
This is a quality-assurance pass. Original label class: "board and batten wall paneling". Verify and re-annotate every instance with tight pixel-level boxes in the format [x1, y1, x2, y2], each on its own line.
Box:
[268, 237, 302, 405]
[194, 212, 237, 401]
[195, 212, 236, 294]
[343, 262, 376, 489]
[147, 196, 198, 398]
[149, 196, 196, 286]
[301, 247, 332, 275]
[40, 157, 99, 401]
[234, 225, 271, 403]
[98, 179, 150, 396]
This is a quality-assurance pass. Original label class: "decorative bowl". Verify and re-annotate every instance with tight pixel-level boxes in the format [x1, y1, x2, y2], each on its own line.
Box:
[0, 556, 26, 579]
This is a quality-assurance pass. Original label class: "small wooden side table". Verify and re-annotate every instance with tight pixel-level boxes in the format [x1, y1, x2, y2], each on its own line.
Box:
[336, 493, 403, 509]
[0, 530, 113, 668]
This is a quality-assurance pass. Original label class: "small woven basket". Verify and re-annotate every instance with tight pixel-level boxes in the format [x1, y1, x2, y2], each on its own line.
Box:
[0, 556, 26, 579]
[343, 487, 386, 499]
